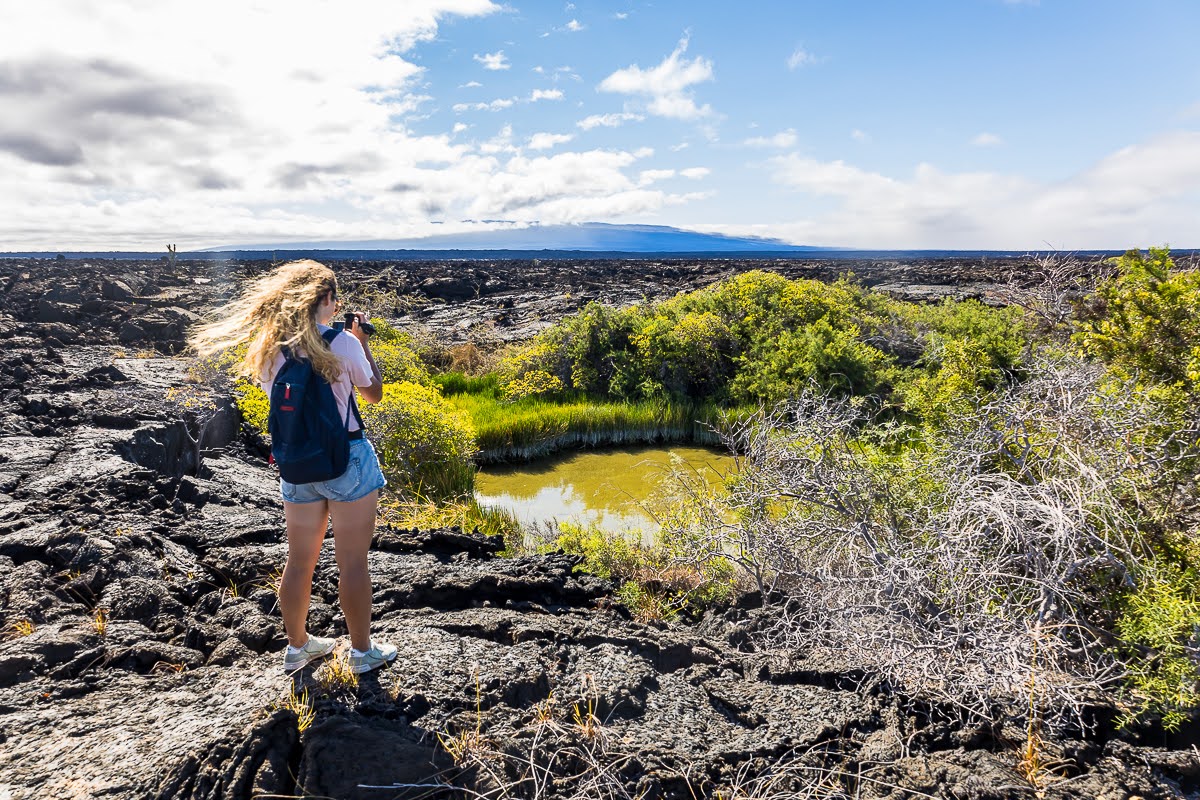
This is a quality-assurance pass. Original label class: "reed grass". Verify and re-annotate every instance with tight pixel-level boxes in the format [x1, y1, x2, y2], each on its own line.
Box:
[447, 392, 742, 463]
[433, 371, 501, 398]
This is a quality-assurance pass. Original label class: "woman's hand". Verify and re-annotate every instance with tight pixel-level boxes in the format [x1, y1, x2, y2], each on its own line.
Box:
[348, 311, 384, 404]
[347, 311, 370, 345]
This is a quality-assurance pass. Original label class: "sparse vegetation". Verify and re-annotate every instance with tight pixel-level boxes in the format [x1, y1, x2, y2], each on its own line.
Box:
[194, 250, 1200, 738]
[652, 249, 1200, 735]
[5, 619, 36, 640]
[315, 651, 359, 692]
[275, 684, 316, 732]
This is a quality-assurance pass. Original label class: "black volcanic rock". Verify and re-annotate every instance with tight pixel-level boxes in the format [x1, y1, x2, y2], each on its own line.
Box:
[0, 255, 1189, 800]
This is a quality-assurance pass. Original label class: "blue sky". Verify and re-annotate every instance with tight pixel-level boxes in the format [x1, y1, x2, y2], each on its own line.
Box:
[3, 1, 1199, 249]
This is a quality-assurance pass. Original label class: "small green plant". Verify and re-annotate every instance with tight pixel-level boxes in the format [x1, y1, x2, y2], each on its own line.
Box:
[233, 380, 269, 435]
[553, 521, 729, 621]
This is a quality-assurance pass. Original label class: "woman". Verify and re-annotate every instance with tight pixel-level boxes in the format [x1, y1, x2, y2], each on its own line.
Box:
[190, 259, 397, 674]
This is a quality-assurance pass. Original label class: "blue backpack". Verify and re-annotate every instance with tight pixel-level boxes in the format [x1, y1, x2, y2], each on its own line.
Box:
[268, 328, 364, 484]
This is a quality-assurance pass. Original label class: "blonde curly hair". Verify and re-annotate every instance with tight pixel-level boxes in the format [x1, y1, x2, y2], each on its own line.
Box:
[189, 259, 344, 384]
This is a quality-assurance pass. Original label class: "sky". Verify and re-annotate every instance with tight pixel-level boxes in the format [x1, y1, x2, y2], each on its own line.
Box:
[2, 0, 1199, 251]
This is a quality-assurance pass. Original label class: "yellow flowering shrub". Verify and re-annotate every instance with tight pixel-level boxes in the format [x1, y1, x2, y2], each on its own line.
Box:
[361, 381, 478, 499]
[501, 369, 564, 401]
[234, 380, 270, 435]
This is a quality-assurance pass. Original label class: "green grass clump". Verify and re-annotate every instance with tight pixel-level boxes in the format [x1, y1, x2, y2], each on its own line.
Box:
[433, 371, 502, 397]
[552, 521, 732, 621]
[449, 393, 730, 462]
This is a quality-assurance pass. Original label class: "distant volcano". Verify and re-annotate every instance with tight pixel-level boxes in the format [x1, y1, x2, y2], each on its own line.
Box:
[203, 223, 832, 254]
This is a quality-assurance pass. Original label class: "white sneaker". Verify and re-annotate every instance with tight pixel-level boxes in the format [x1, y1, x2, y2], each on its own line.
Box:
[282, 635, 337, 672]
[348, 641, 398, 674]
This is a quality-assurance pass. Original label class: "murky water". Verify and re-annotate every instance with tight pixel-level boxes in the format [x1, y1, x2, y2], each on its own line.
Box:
[474, 445, 737, 535]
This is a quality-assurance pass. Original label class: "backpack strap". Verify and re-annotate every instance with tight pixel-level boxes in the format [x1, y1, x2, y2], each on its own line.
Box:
[322, 328, 367, 433]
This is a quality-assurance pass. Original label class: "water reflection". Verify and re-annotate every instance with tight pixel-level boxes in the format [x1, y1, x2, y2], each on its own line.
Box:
[474, 445, 735, 535]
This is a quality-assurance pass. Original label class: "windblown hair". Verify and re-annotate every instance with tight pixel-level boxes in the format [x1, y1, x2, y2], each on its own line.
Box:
[189, 259, 344, 384]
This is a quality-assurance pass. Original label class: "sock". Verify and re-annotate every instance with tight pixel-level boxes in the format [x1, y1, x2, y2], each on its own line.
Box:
[350, 642, 372, 657]
[287, 639, 309, 654]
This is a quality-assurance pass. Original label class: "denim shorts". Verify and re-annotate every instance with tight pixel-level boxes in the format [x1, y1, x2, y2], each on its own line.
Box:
[280, 438, 387, 504]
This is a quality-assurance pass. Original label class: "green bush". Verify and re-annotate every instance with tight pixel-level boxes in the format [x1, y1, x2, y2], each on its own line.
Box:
[895, 338, 1003, 428]
[729, 318, 891, 404]
[361, 381, 478, 500]
[367, 319, 430, 384]
[632, 310, 736, 398]
[495, 270, 1032, 421]
[1075, 247, 1200, 393]
[1115, 549, 1200, 731]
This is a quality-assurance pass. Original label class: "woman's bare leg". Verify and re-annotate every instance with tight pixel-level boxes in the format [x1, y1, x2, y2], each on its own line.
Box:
[330, 489, 379, 652]
[280, 499, 330, 647]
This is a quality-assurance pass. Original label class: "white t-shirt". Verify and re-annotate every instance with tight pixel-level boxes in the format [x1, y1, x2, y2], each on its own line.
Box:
[260, 325, 374, 433]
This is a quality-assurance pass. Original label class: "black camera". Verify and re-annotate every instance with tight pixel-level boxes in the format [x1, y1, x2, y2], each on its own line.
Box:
[337, 312, 375, 336]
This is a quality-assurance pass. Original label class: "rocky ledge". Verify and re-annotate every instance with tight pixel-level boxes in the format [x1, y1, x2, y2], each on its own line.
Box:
[0, 257, 1197, 799]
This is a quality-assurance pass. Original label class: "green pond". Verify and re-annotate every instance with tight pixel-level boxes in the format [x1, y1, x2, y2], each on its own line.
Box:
[474, 445, 737, 536]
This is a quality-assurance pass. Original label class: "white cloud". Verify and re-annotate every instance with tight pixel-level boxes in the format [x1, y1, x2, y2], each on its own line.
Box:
[566, 19, 584, 31]
[478, 124, 517, 154]
[972, 132, 1004, 147]
[680, 167, 709, 179]
[670, 142, 690, 152]
[530, 88, 564, 102]
[638, 168, 675, 186]
[598, 35, 715, 120]
[527, 132, 575, 150]
[614, 12, 628, 20]
[459, 80, 483, 88]
[453, 97, 516, 112]
[0, 0, 506, 248]
[851, 129, 870, 142]
[744, 129, 798, 148]
[474, 50, 510, 70]
[787, 46, 818, 70]
[577, 112, 644, 130]
[0, 0, 716, 249]
[761, 131, 1200, 249]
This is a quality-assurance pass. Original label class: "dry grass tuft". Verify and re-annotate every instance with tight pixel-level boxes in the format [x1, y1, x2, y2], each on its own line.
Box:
[439, 666, 490, 766]
[258, 568, 284, 596]
[5, 619, 36, 640]
[150, 661, 187, 675]
[92, 608, 108, 637]
[275, 684, 317, 733]
[316, 651, 359, 692]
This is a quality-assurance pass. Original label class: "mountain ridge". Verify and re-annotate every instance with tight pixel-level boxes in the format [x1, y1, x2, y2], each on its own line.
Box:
[199, 222, 833, 253]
